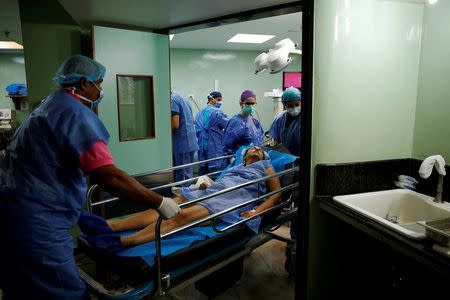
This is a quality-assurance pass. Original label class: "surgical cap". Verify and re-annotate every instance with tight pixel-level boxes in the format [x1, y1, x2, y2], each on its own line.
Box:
[54, 55, 106, 85]
[240, 90, 256, 102]
[281, 87, 301, 104]
[208, 91, 222, 100]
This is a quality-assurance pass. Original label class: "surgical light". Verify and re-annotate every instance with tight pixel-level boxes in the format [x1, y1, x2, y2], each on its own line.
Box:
[254, 38, 299, 75]
[227, 34, 275, 44]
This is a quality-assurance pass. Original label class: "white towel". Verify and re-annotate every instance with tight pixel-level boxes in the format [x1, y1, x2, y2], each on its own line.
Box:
[418, 155, 447, 179]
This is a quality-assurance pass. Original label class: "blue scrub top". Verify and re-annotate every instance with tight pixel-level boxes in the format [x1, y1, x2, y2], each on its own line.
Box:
[0, 89, 110, 298]
[222, 114, 264, 155]
[268, 111, 300, 155]
[196, 105, 229, 165]
[171, 93, 198, 154]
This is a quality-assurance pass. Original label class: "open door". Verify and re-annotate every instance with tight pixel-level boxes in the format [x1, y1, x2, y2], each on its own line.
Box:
[92, 26, 172, 175]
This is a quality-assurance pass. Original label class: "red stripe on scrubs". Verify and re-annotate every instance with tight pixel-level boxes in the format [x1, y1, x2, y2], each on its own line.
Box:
[79, 140, 114, 173]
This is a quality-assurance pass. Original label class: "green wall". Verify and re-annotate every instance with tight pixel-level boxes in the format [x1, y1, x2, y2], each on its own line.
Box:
[0, 53, 27, 109]
[19, 0, 81, 109]
[93, 26, 172, 175]
[412, 1, 450, 162]
[308, 1, 424, 299]
[170, 48, 301, 131]
[312, 0, 423, 165]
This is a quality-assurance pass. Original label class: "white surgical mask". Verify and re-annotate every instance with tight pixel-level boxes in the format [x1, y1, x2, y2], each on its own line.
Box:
[287, 106, 301, 117]
[69, 81, 104, 109]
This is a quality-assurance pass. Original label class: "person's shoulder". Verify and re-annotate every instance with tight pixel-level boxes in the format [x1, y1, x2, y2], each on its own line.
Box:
[251, 116, 262, 126]
[273, 111, 287, 122]
[229, 114, 242, 122]
[210, 107, 227, 117]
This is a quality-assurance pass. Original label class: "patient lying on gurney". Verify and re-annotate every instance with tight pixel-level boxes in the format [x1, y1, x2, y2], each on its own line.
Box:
[80, 146, 282, 253]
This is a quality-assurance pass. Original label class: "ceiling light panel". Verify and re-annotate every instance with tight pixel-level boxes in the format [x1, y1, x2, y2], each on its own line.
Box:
[227, 34, 275, 44]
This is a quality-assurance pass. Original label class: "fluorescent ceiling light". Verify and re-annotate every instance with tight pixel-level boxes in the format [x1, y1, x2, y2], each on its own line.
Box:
[169, 34, 174, 41]
[428, 0, 438, 4]
[227, 34, 275, 44]
[0, 41, 23, 49]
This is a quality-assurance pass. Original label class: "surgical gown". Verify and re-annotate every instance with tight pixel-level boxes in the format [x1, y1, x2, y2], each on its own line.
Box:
[195, 105, 229, 172]
[268, 111, 300, 239]
[222, 114, 264, 156]
[0, 90, 110, 299]
[181, 160, 272, 233]
[268, 111, 300, 156]
[171, 93, 199, 182]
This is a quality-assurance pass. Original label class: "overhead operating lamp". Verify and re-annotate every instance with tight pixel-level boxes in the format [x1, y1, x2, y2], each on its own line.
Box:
[254, 38, 299, 75]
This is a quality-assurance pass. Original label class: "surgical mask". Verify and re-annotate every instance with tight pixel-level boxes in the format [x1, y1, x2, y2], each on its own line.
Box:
[287, 106, 301, 117]
[214, 102, 222, 109]
[76, 81, 104, 109]
[242, 104, 253, 116]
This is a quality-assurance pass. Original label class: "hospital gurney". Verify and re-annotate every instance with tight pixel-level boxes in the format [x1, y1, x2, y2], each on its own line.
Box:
[76, 150, 299, 299]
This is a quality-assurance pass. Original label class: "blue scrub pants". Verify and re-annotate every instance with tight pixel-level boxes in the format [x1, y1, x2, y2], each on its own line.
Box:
[173, 151, 195, 183]
[0, 198, 86, 300]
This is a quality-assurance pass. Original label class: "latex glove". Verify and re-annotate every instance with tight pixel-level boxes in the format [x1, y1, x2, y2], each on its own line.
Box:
[158, 197, 181, 219]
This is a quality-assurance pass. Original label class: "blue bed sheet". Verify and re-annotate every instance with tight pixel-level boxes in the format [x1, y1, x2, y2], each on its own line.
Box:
[112, 224, 227, 266]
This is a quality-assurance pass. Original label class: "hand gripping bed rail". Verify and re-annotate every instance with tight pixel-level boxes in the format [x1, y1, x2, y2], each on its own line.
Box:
[153, 166, 299, 296]
[84, 155, 233, 212]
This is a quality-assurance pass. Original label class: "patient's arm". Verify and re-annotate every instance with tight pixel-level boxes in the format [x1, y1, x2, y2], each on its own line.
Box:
[240, 166, 282, 218]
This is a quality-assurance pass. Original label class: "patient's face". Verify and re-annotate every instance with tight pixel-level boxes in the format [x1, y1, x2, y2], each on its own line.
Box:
[244, 146, 264, 161]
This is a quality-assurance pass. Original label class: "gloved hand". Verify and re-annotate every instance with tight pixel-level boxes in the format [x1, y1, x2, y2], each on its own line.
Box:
[85, 233, 123, 253]
[157, 197, 181, 219]
[78, 211, 112, 235]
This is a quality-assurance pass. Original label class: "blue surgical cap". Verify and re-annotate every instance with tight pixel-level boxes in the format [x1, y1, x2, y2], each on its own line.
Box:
[208, 91, 222, 100]
[281, 87, 301, 104]
[54, 55, 106, 85]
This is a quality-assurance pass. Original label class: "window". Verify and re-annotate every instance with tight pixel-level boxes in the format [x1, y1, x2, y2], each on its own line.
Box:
[116, 75, 155, 141]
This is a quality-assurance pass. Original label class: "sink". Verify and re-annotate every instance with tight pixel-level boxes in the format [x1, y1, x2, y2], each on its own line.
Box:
[333, 189, 450, 239]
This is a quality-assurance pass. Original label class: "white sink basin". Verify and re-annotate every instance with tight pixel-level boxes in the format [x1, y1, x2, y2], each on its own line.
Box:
[333, 189, 450, 239]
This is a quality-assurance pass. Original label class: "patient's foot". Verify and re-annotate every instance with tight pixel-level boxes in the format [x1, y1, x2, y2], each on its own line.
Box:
[85, 233, 123, 253]
[78, 212, 113, 235]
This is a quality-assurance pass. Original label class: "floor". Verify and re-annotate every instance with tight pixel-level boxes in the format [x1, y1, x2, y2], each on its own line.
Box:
[161, 225, 296, 300]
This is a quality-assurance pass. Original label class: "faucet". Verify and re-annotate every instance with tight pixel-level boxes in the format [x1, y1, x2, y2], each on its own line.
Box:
[419, 155, 447, 203]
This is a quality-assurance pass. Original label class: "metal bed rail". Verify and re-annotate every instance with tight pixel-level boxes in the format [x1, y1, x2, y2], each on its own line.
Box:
[81, 155, 299, 297]
[153, 165, 299, 296]
[85, 154, 233, 212]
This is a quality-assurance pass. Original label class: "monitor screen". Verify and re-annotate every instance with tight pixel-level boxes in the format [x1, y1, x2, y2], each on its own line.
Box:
[283, 72, 302, 90]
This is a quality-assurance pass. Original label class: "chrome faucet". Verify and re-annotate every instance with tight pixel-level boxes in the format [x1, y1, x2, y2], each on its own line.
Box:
[419, 155, 447, 203]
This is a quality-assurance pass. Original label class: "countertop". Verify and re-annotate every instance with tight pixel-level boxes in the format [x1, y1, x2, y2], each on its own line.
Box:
[318, 195, 450, 281]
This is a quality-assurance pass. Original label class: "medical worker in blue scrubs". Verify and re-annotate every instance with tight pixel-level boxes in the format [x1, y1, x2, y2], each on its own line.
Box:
[222, 90, 264, 156]
[268, 87, 301, 157]
[268, 86, 301, 275]
[171, 92, 198, 182]
[0, 55, 180, 299]
[196, 91, 229, 174]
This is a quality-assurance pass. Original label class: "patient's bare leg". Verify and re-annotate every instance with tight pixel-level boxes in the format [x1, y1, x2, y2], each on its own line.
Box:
[120, 204, 210, 247]
[107, 196, 187, 232]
